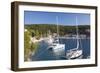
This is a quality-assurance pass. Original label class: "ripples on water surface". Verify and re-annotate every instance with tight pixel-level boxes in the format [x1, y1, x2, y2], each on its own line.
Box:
[30, 38, 90, 61]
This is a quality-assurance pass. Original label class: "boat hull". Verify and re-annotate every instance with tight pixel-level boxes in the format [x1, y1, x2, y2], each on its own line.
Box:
[48, 43, 65, 56]
[66, 49, 83, 59]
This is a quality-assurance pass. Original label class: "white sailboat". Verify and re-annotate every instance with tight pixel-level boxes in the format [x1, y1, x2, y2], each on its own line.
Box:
[66, 16, 83, 59]
[47, 16, 65, 53]
[43, 30, 54, 45]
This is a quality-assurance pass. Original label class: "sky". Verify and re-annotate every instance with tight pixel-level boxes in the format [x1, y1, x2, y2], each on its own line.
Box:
[24, 11, 90, 26]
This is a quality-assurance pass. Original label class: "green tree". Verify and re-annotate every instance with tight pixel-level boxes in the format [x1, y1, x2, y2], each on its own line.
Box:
[24, 30, 31, 61]
[30, 42, 39, 52]
[35, 30, 40, 39]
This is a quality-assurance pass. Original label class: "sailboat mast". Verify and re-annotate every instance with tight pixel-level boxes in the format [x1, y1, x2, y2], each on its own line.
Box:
[76, 16, 79, 49]
[56, 16, 59, 43]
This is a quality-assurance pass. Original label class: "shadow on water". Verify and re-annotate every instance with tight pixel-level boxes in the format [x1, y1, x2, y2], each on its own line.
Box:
[31, 40, 63, 61]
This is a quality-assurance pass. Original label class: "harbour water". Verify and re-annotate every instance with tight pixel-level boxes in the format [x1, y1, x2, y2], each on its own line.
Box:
[31, 38, 90, 61]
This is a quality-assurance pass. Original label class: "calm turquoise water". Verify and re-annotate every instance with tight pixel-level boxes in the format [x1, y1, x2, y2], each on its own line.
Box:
[31, 38, 90, 61]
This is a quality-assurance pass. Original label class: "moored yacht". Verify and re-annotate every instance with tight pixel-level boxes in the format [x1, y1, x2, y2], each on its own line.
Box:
[47, 16, 65, 53]
[48, 39, 65, 53]
[66, 16, 83, 59]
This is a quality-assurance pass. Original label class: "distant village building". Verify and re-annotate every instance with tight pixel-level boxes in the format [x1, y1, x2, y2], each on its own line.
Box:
[24, 29, 28, 32]
[52, 33, 57, 37]
[65, 34, 87, 39]
[86, 29, 90, 33]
